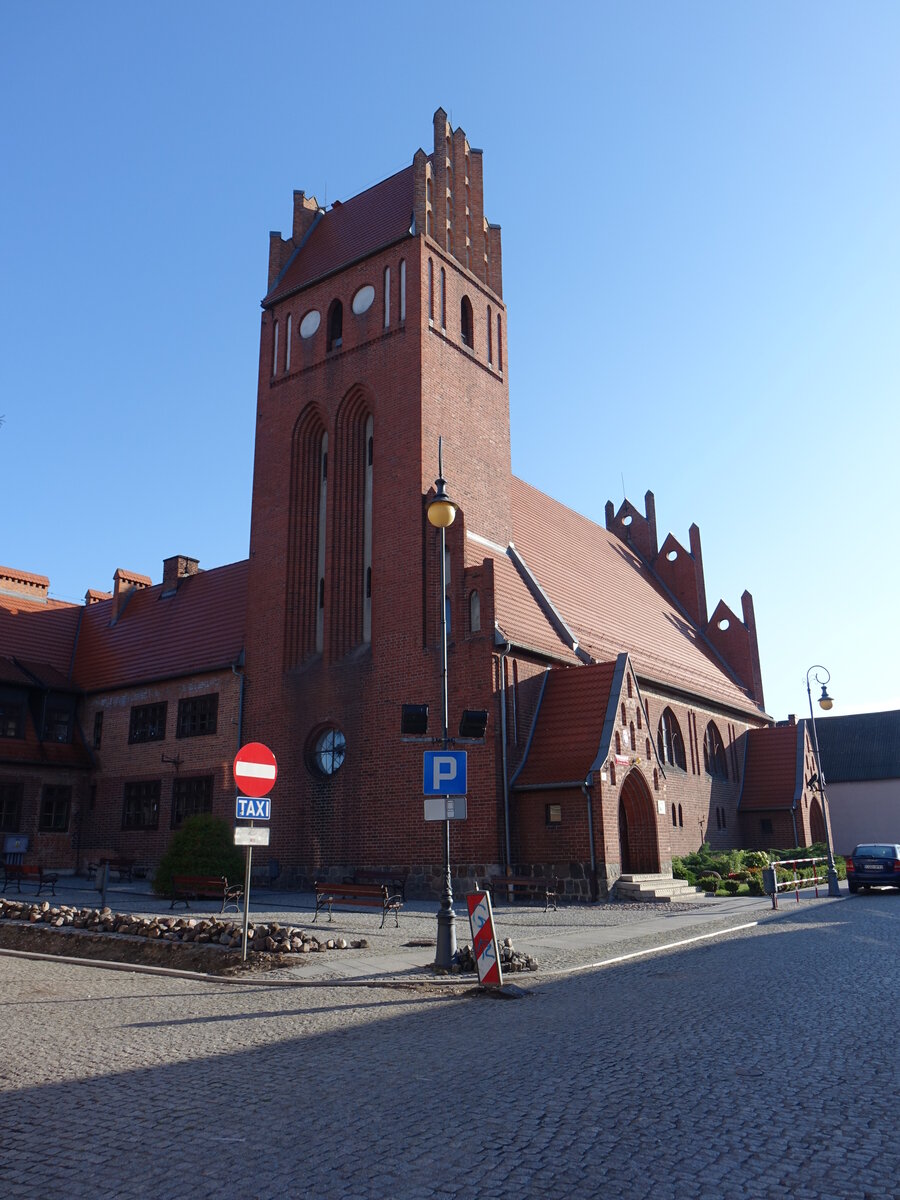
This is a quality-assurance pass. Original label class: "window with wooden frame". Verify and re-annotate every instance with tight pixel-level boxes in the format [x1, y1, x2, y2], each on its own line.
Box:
[176, 693, 219, 738]
[0, 782, 23, 832]
[545, 803, 562, 826]
[123, 780, 160, 830]
[129, 702, 167, 744]
[171, 776, 213, 827]
[39, 785, 71, 832]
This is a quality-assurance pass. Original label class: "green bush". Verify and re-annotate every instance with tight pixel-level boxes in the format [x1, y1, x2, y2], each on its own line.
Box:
[698, 875, 720, 894]
[742, 850, 769, 870]
[721, 879, 741, 895]
[152, 814, 244, 898]
[746, 876, 765, 896]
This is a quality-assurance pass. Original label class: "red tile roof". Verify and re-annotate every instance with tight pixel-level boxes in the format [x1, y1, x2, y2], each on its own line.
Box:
[739, 725, 800, 810]
[72, 560, 247, 692]
[509, 477, 762, 716]
[265, 167, 415, 305]
[466, 536, 579, 663]
[513, 662, 618, 787]
[0, 595, 82, 677]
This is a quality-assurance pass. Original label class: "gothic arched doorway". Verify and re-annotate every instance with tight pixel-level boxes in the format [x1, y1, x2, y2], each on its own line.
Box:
[618, 770, 660, 874]
[809, 796, 826, 844]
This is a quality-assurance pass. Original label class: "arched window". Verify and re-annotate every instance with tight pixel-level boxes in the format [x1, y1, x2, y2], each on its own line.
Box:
[627, 675, 633, 698]
[399, 259, 406, 321]
[703, 722, 728, 779]
[460, 295, 473, 348]
[327, 300, 343, 352]
[678, 804, 684, 828]
[383, 267, 391, 328]
[657, 708, 686, 770]
[469, 590, 480, 633]
[272, 320, 279, 376]
[285, 314, 292, 373]
[487, 305, 493, 363]
[315, 433, 328, 653]
[440, 268, 446, 329]
[615, 731, 621, 755]
[428, 259, 434, 322]
[672, 804, 677, 827]
[362, 415, 374, 643]
[497, 312, 503, 370]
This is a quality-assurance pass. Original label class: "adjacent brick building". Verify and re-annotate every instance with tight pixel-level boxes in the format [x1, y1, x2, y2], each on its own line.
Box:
[2, 110, 806, 895]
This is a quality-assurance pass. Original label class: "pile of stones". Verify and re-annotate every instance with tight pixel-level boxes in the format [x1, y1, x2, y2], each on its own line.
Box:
[0, 898, 366, 957]
[453, 935, 538, 974]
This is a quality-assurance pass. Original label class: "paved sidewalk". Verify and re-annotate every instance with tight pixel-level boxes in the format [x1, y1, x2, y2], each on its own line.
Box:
[11, 873, 848, 982]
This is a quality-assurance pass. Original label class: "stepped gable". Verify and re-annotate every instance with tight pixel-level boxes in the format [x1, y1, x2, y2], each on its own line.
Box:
[739, 725, 800, 810]
[72, 559, 248, 692]
[0, 592, 81, 679]
[509, 476, 762, 716]
[265, 166, 415, 305]
[512, 662, 618, 787]
[466, 535, 578, 662]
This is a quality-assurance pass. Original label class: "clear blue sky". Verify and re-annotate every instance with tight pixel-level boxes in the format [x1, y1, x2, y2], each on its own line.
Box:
[2, 2, 897, 722]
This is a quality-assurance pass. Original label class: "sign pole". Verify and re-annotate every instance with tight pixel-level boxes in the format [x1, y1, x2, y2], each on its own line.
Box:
[241, 819, 253, 962]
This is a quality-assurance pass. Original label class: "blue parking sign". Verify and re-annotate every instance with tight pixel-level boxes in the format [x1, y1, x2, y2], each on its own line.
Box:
[423, 750, 467, 795]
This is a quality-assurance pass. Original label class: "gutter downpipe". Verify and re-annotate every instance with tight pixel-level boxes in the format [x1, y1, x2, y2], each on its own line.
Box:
[582, 774, 598, 902]
[232, 661, 245, 749]
[496, 641, 512, 873]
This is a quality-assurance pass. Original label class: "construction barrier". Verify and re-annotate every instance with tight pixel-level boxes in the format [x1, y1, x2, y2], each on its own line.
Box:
[763, 856, 829, 910]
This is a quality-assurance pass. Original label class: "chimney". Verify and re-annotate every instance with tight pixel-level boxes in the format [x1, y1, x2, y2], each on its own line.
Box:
[111, 568, 151, 624]
[161, 555, 200, 597]
[84, 588, 112, 606]
[0, 565, 49, 604]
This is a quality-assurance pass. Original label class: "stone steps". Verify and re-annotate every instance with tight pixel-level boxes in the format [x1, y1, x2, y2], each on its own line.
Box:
[615, 874, 703, 902]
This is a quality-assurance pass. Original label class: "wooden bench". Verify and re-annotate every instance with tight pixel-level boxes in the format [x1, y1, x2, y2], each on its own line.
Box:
[314, 881, 403, 928]
[487, 876, 561, 912]
[2, 863, 59, 896]
[170, 875, 244, 913]
[87, 857, 137, 882]
[346, 869, 409, 901]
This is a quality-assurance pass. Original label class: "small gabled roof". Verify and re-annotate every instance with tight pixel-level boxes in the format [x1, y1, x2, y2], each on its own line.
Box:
[509, 477, 762, 716]
[739, 724, 802, 811]
[512, 661, 619, 788]
[0, 594, 81, 679]
[812, 711, 900, 782]
[265, 166, 415, 306]
[72, 560, 247, 692]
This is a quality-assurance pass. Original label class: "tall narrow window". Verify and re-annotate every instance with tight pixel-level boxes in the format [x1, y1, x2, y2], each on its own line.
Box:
[440, 268, 446, 329]
[657, 707, 686, 770]
[703, 722, 728, 779]
[399, 259, 406, 320]
[327, 300, 343, 352]
[316, 433, 328, 653]
[272, 320, 279, 376]
[428, 258, 434, 322]
[460, 295, 473, 348]
[363, 415, 374, 643]
[497, 313, 503, 370]
[285, 313, 292, 372]
[487, 305, 493, 364]
[469, 590, 481, 633]
[383, 267, 391, 328]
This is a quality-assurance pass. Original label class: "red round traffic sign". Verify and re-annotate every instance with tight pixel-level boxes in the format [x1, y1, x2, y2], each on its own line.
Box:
[233, 742, 278, 798]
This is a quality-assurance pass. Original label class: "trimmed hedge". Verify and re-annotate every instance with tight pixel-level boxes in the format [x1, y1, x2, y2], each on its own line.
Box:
[152, 814, 245, 898]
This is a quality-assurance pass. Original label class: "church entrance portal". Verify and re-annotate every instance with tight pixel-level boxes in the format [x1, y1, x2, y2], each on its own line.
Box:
[618, 770, 660, 875]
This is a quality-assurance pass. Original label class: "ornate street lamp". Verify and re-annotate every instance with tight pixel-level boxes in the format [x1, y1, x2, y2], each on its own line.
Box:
[806, 665, 841, 897]
[426, 437, 459, 969]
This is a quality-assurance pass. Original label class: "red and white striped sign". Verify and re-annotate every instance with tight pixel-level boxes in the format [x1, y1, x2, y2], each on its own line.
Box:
[232, 742, 278, 799]
[466, 890, 503, 988]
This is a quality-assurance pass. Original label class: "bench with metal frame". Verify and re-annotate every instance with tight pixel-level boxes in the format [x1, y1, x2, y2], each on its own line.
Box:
[2, 863, 59, 896]
[487, 875, 561, 912]
[313, 881, 403, 928]
[170, 875, 243, 913]
[346, 869, 409, 902]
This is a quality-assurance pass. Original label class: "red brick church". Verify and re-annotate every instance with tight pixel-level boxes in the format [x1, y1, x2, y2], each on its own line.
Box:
[0, 110, 818, 897]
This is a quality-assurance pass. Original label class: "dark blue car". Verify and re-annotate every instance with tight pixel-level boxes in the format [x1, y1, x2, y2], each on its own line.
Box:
[846, 844, 900, 893]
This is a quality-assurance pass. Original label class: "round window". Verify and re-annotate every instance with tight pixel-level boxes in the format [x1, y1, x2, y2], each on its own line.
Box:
[351, 285, 375, 315]
[299, 309, 321, 339]
[311, 727, 346, 776]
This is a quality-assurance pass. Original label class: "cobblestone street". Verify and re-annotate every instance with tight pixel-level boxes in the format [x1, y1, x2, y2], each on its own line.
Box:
[2, 893, 898, 1199]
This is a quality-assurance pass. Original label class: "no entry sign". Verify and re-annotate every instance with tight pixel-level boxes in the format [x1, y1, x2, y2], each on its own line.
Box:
[233, 742, 277, 798]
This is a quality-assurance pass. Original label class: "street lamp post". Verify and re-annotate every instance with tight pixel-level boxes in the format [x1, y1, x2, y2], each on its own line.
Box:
[806, 664, 841, 898]
[426, 438, 459, 969]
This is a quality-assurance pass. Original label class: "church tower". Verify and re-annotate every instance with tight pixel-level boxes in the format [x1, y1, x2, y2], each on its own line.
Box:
[243, 110, 510, 888]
